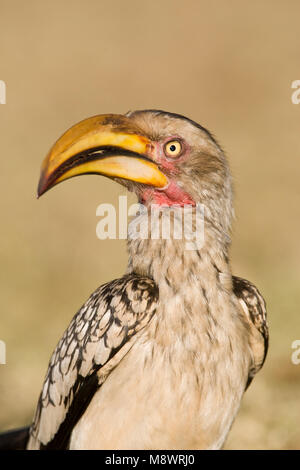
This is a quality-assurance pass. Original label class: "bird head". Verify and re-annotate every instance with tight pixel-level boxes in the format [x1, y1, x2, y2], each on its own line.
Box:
[38, 110, 233, 235]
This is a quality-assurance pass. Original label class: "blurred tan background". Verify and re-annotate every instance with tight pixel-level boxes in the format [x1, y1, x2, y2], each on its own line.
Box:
[0, 0, 299, 449]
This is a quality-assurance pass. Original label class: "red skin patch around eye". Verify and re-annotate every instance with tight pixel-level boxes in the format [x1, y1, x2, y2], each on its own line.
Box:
[141, 139, 195, 206]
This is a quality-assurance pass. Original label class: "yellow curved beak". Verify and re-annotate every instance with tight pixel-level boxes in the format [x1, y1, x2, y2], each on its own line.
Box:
[37, 114, 168, 197]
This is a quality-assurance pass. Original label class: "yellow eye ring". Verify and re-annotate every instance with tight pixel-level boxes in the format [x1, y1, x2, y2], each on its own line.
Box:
[164, 140, 182, 158]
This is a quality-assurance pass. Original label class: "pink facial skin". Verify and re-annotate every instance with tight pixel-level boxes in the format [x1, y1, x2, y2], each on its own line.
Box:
[140, 137, 195, 207]
[140, 181, 196, 207]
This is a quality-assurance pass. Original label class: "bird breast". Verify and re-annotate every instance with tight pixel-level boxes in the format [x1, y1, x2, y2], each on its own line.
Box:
[70, 281, 251, 450]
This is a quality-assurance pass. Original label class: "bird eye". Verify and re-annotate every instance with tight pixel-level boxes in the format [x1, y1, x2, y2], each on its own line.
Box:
[164, 140, 182, 158]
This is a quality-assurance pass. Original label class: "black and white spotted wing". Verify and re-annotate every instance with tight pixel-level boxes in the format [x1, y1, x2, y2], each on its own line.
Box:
[232, 276, 268, 388]
[27, 274, 159, 449]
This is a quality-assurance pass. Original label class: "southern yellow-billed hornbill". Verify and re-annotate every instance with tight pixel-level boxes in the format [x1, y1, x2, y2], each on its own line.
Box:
[1, 110, 268, 450]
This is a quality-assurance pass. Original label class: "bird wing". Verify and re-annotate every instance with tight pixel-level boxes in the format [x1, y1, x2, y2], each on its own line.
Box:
[27, 274, 159, 450]
[232, 276, 268, 388]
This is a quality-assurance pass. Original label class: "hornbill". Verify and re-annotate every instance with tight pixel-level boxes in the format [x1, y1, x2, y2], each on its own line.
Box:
[0, 110, 268, 450]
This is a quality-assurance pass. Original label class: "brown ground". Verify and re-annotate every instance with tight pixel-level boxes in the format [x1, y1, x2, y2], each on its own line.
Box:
[0, 0, 299, 449]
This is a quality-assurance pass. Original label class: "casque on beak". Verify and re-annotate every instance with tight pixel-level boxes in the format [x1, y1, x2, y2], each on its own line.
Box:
[37, 114, 168, 197]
